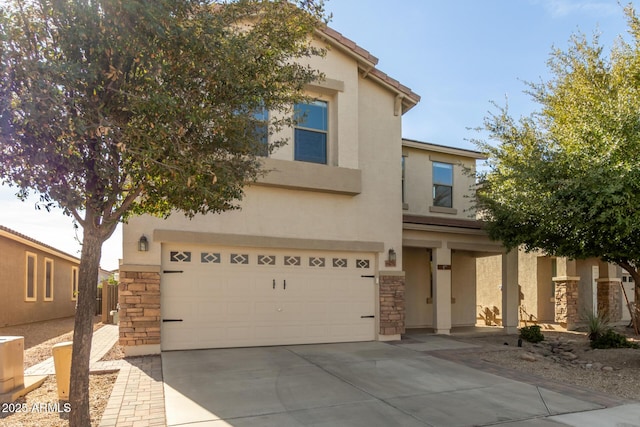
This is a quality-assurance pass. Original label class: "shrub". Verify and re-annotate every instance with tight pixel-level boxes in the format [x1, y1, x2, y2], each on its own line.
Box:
[583, 311, 609, 341]
[519, 325, 544, 343]
[590, 329, 639, 349]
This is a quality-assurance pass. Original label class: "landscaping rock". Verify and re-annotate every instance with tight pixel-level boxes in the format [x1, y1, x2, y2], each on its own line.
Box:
[520, 352, 537, 362]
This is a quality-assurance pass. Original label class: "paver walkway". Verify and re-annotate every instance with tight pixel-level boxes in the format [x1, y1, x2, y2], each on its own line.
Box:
[25, 324, 122, 375]
[23, 323, 167, 426]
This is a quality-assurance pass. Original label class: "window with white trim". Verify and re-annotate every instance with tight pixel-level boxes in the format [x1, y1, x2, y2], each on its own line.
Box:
[44, 258, 54, 301]
[433, 161, 453, 208]
[71, 266, 78, 301]
[25, 252, 37, 301]
[294, 100, 328, 164]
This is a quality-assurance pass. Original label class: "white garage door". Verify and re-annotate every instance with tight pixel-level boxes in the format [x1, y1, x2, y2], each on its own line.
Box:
[161, 244, 376, 350]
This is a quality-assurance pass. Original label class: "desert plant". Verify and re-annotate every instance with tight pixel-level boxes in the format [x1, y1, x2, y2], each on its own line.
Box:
[584, 311, 610, 341]
[590, 329, 639, 349]
[519, 325, 544, 343]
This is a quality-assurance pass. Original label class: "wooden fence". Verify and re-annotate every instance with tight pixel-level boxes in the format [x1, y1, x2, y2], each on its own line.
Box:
[98, 283, 119, 323]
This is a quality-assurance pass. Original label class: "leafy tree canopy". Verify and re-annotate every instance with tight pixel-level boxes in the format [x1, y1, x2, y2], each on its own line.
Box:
[1, 0, 326, 232]
[0, 1, 326, 425]
[475, 5, 640, 286]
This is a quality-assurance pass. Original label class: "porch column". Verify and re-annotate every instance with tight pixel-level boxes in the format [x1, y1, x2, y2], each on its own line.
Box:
[433, 246, 452, 334]
[553, 276, 580, 330]
[597, 261, 622, 322]
[501, 250, 519, 334]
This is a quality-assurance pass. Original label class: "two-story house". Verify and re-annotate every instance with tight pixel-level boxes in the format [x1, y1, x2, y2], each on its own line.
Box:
[122, 22, 606, 355]
[119, 26, 422, 356]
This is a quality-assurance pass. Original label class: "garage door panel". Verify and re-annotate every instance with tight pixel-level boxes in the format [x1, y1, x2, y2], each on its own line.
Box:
[162, 245, 376, 350]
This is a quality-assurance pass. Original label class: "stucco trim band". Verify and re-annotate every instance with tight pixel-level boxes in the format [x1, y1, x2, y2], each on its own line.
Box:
[153, 230, 384, 253]
[402, 238, 442, 249]
[119, 264, 161, 273]
[447, 242, 505, 253]
[254, 158, 361, 195]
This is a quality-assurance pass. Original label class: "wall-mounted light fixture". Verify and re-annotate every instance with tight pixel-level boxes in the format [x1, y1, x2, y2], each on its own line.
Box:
[138, 235, 149, 252]
[386, 248, 396, 267]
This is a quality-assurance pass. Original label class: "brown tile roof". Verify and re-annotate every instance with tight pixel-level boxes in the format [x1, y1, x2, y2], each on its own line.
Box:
[319, 26, 379, 66]
[318, 26, 421, 106]
[0, 224, 80, 262]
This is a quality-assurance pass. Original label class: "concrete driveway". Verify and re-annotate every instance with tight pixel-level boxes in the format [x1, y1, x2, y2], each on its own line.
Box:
[162, 336, 640, 426]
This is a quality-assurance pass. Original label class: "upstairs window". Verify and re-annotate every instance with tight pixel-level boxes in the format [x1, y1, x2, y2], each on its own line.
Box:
[433, 162, 453, 208]
[253, 106, 269, 156]
[25, 252, 37, 301]
[44, 258, 54, 301]
[294, 100, 328, 164]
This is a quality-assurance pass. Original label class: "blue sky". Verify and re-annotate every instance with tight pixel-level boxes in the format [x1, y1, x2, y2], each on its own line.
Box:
[0, 0, 637, 270]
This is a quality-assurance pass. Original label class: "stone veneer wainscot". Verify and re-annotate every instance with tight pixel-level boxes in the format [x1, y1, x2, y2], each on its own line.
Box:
[379, 272, 405, 335]
[118, 271, 161, 348]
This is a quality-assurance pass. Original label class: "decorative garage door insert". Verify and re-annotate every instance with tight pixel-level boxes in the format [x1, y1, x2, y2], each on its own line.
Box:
[161, 245, 376, 350]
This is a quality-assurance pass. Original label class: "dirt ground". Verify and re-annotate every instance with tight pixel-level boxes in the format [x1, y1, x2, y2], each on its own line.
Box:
[0, 317, 118, 427]
[0, 316, 104, 369]
[460, 324, 640, 401]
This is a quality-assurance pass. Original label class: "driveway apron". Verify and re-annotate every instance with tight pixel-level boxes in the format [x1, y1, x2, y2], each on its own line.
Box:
[161, 337, 640, 426]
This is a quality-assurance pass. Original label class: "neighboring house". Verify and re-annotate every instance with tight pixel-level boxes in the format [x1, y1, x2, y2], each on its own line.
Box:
[477, 253, 635, 328]
[0, 225, 79, 327]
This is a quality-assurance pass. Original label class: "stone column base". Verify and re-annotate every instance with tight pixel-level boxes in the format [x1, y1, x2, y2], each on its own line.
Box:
[379, 272, 405, 336]
[553, 276, 579, 330]
[597, 279, 622, 322]
[119, 269, 161, 354]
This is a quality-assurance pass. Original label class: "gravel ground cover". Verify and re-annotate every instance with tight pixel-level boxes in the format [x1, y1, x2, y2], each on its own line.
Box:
[460, 326, 640, 401]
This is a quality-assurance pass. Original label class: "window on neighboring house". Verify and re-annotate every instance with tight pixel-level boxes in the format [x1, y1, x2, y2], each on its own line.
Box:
[433, 162, 453, 208]
[44, 258, 54, 301]
[294, 100, 328, 164]
[71, 266, 78, 301]
[25, 252, 37, 301]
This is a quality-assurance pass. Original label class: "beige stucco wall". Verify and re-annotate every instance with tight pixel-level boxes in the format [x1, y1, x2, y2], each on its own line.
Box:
[536, 257, 555, 322]
[123, 36, 404, 271]
[476, 251, 555, 324]
[0, 236, 77, 327]
[404, 247, 432, 328]
[475, 254, 502, 325]
[402, 144, 479, 220]
[451, 251, 477, 326]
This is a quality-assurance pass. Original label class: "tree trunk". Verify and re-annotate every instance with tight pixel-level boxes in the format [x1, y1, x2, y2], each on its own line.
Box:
[622, 266, 640, 336]
[68, 225, 104, 427]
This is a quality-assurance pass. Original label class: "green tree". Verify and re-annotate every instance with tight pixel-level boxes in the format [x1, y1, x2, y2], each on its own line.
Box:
[475, 5, 640, 328]
[0, 0, 326, 424]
